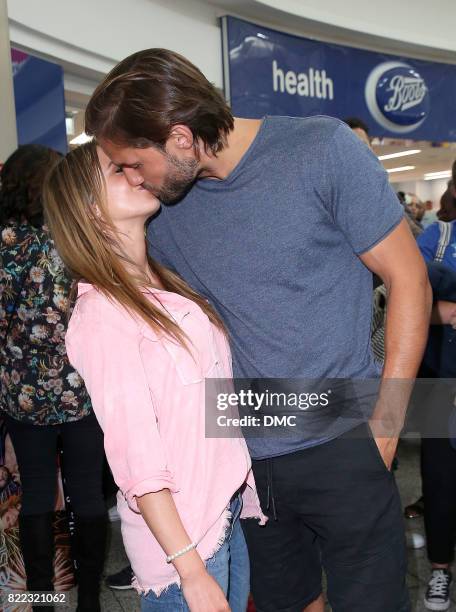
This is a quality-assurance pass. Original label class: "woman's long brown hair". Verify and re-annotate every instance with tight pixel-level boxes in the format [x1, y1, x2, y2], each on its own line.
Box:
[43, 141, 224, 345]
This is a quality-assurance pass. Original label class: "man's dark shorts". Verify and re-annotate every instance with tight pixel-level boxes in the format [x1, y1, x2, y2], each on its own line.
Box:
[242, 423, 410, 612]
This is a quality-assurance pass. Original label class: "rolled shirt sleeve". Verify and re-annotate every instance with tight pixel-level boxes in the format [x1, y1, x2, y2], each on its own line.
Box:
[66, 295, 178, 513]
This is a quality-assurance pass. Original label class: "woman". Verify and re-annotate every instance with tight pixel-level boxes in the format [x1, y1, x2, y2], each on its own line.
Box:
[0, 145, 107, 612]
[417, 182, 456, 266]
[414, 206, 456, 611]
[403, 188, 456, 522]
[44, 141, 264, 612]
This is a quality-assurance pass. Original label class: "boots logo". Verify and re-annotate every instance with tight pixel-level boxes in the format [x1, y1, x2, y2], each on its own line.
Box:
[365, 61, 430, 133]
[384, 74, 426, 112]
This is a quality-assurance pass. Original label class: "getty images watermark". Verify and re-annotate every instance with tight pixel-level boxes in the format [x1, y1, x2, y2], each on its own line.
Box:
[216, 388, 332, 428]
[205, 378, 456, 440]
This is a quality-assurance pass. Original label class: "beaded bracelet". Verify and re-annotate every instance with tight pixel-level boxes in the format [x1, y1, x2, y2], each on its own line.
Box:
[166, 542, 197, 564]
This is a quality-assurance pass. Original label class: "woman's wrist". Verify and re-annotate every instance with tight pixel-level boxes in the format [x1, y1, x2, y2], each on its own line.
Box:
[173, 548, 206, 580]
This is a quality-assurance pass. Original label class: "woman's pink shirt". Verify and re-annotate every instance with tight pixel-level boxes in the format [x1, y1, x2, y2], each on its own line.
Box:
[65, 283, 265, 595]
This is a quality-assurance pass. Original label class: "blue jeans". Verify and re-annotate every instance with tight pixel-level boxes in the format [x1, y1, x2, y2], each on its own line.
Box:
[141, 495, 250, 611]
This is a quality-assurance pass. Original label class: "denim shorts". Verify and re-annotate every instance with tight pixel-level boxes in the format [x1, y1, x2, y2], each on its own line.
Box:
[141, 494, 249, 611]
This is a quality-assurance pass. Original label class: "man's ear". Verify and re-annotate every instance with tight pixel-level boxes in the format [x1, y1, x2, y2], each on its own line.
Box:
[167, 125, 195, 151]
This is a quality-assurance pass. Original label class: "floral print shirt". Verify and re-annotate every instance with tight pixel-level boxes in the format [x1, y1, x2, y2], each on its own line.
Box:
[0, 221, 92, 425]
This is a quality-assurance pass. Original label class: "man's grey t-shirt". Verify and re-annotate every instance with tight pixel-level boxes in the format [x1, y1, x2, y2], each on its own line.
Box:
[147, 116, 403, 459]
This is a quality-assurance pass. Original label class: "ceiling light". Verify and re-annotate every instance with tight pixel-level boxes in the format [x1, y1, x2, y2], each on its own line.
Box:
[378, 149, 421, 161]
[70, 132, 92, 145]
[386, 166, 415, 173]
[424, 170, 452, 181]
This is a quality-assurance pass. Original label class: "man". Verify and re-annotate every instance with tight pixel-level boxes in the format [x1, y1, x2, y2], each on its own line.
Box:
[85, 49, 431, 612]
[343, 117, 371, 149]
[407, 195, 425, 229]
[422, 200, 438, 229]
[396, 192, 423, 238]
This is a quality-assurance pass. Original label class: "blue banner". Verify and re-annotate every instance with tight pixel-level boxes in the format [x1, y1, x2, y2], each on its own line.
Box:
[221, 16, 456, 142]
[11, 48, 67, 154]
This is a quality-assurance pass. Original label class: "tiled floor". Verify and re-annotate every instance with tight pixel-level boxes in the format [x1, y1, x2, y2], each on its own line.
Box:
[62, 437, 454, 611]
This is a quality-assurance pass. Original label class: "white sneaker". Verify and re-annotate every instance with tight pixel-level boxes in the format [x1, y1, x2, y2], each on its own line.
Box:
[108, 505, 120, 522]
[424, 569, 452, 610]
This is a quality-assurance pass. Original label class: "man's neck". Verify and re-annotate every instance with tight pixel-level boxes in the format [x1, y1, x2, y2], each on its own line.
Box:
[198, 117, 263, 180]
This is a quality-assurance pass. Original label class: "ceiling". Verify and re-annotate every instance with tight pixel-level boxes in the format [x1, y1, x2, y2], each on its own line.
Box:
[373, 139, 456, 183]
[206, 0, 456, 63]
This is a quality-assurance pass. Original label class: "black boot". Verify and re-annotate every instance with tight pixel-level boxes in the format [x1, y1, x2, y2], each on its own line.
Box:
[73, 514, 107, 612]
[19, 512, 55, 612]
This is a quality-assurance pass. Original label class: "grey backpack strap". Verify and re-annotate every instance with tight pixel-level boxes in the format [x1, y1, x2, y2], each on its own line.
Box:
[435, 221, 452, 263]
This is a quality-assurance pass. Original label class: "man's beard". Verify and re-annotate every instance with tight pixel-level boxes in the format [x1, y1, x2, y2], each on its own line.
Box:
[145, 153, 199, 205]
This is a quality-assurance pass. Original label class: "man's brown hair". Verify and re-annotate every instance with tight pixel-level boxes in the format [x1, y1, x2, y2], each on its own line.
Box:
[85, 48, 234, 154]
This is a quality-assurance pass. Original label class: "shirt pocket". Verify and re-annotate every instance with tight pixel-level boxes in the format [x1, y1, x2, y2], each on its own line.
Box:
[140, 308, 219, 386]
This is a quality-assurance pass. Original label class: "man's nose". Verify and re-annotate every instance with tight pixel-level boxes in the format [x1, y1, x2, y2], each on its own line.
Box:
[123, 167, 144, 186]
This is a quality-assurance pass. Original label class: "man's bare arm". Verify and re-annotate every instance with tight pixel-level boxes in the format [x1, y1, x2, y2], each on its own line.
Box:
[359, 218, 432, 466]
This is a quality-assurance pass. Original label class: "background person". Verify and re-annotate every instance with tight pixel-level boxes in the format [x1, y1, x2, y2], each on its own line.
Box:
[405, 181, 456, 527]
[0, 145, 107, 612]
[412, 262, 456, 611]
[422, 201, 438, 229]
[417, 183, 456, 265]
[437, 182, 456, 223]
[412, 185, 456, 610]
[396, 192, 423, 238]
[406, 194, 425, 230]
[343, 116, 371, 149]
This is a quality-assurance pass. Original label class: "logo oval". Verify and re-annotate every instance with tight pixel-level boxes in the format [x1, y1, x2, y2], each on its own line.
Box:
[365, 61, 430, 133]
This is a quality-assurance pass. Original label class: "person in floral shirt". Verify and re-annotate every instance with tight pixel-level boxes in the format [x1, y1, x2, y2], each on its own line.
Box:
[0, 145, 106, 612]
[1, 223, 90, 424]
